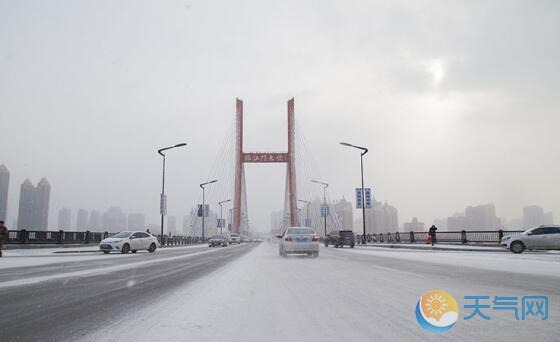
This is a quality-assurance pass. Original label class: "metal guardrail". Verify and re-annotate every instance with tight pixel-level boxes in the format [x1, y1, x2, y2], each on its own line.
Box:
[4, 230, 205, 246]
[354, 230, 524, 245]
[4, 230, 114, 244]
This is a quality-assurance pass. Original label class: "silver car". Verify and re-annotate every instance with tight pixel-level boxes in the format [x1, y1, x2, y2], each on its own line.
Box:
[99, 231, 159, 254]
[229, 234, 241, 244]
[501, 225, 560, 253]
[277, 227, 320, 257]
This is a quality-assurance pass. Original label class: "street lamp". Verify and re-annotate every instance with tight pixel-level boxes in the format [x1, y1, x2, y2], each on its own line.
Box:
[157, 143, 187, 246]
[218, 199, 231, 235]
[298, 199, 311, 227]
[340, 141, 369, 244]
[200, 179, 217, 240]
[311, 180, 329, 237]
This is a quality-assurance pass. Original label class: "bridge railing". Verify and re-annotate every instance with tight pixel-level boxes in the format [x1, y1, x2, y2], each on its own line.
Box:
[355, 230, 524, 246]
[4, 230, 118, 244]
[4, 230, 207, 246]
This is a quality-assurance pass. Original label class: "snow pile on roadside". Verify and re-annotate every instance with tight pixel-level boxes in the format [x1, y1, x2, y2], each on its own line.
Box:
[345, 247, 560, 278]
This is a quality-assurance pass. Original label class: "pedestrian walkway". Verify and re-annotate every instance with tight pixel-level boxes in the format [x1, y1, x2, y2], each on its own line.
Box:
[365, 243, 505, 252]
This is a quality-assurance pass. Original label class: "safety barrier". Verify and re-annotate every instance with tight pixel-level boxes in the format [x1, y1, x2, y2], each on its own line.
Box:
[355, 229, 524, 246]
[4, 230, 205, 246]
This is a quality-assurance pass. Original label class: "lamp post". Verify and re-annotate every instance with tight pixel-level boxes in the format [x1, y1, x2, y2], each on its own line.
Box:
[199, 179, 217, 240]
[157, 143, 187, 246]
[298, 200, 311, 227]
[340, 141, 368, 245]
[218, 199, 231, 235]
[311, 180, 329, 237]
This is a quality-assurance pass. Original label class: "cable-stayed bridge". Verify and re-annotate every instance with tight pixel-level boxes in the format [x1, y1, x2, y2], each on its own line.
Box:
[185, 98, 342, 238]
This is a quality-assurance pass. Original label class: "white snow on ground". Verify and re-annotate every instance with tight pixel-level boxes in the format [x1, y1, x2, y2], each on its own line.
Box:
[346, 247, 560, 278]
[0, 244, 208, 270]
[370, 243, 504, 251]
[3, 245, 101, 256]
[79, 242, 559, 342]
[0, 244, 242, 289]
[369, 242, 560, 252]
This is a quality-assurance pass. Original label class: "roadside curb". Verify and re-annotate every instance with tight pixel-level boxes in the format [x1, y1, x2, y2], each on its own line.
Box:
[53, 250, 102, 254]
[360, 243, 505, 253]
[4, 244, 97, 250]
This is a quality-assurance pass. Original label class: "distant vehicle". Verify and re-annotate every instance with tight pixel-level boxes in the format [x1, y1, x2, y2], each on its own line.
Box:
[230, 234, 241, 244]
[277, 227, 320, 257]
[501, 225, 560, 253]
[324, 230, 355, 248]
[209, 235, 228, 247]
[99, 231, 158, 254]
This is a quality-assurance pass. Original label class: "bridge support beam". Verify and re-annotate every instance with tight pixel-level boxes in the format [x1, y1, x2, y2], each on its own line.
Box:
[232, 98, 298, 234]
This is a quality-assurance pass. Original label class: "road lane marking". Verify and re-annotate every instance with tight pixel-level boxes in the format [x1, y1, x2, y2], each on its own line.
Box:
[0, 244, 246, 289]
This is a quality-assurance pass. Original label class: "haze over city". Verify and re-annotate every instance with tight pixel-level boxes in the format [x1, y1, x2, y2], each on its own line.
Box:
[1, 0, 558, 232]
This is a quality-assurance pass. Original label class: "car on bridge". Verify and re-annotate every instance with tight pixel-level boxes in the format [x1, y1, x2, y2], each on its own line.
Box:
[229, 234, 241, 244]
[99, 231, 158, 254]
[501, 225, 560, 253]
[209, 235, 229, 247]
[277, 227, 320, 257]
[324, 230, 355, 248]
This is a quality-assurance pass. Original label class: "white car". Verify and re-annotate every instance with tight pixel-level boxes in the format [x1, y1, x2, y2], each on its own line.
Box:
[100, 231, 159, 254]
[501, 225, 560, 253]
[230, 234, 241, 244]
[277, 227, 320, 257]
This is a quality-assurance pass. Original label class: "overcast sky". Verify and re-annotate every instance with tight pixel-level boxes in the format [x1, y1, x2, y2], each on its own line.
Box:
[1, 0, 559, 231]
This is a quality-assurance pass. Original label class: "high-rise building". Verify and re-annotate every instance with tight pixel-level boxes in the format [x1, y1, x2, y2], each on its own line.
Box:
[89, 210, 102, 230]
[358, 198, 398, 234]
[16, 177, 50, 230]
[0, 164, 9, 221]
[127, 213, 146, 230]
[33, 178, 51, 230]
[465, 204, 499, 230]
[403, 217, 425, 231]
[17, 179, 35, 230]
[58, 208, 72, 230]
[447, 215, 470, 230]
[102, 207, 127, 232]
[167, 215, 177, 235]
[76, 209, 88, 231]
[332, 197, 353, 230]
[523, 205, 545, 228]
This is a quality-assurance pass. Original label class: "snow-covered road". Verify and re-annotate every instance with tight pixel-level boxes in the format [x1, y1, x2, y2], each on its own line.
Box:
[80, 242, 559, 342]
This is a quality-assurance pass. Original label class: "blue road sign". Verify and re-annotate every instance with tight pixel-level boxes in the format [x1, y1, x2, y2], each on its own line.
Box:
[197, 204, 209, 217]
[356, 188, 363, 209]
[356, 188, 372, 209]
[321, 205, 329, 217]
[365, 188, 372, 209]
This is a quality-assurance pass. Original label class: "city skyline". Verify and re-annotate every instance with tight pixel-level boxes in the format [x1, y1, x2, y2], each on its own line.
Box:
[0, 162, 556, 233]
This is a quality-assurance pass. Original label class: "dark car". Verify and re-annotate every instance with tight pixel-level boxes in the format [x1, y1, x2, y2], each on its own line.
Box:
[324, 230, 355, 248]
[208, 235, 228, 247]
